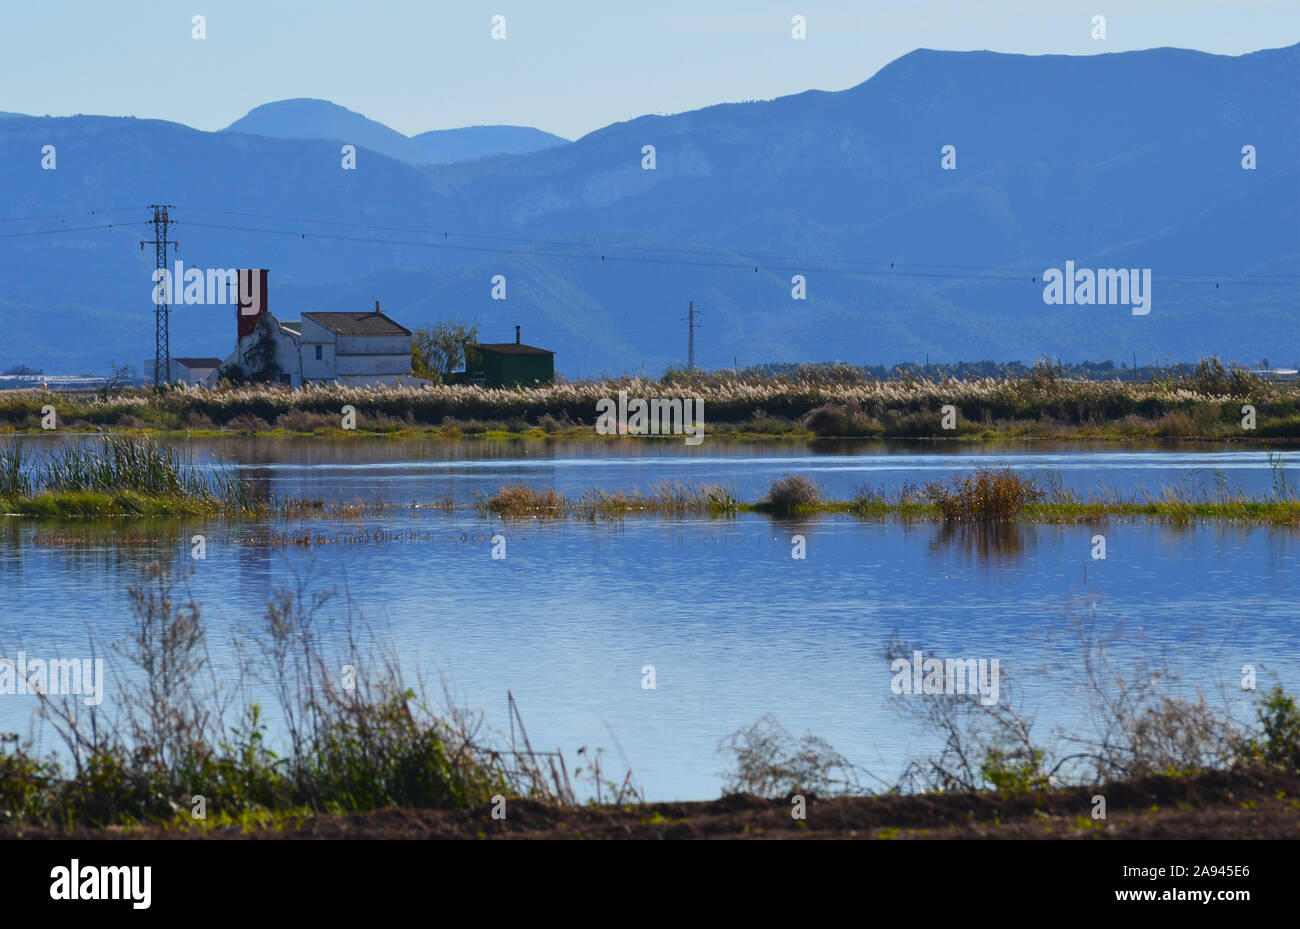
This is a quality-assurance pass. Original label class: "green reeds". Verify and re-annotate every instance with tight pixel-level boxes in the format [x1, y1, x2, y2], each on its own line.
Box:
[473, 470, 1300, 525]
[0, 436, 259, 515]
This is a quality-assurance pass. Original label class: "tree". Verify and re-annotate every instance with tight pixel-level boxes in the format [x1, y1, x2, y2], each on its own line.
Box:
[412, 320, 479, 382]
[240, 317, 283, 384]
[97, 363, 133, 402]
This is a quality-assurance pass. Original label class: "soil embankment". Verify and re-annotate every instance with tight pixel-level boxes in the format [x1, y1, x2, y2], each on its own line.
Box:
[4, 769, 1297, 839]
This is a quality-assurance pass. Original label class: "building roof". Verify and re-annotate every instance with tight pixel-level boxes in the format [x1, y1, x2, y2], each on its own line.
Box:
[172, 357, 223, 369]
[474, 343, 554, 355]
[302, 311, 412, 337]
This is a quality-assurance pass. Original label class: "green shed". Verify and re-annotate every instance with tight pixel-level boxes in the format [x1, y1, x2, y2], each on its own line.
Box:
[466, 327, 555, 388]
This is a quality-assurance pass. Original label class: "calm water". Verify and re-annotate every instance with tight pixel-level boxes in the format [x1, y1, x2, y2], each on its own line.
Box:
[0, 436, 1296, 799]
[17, 434, 1297, 501]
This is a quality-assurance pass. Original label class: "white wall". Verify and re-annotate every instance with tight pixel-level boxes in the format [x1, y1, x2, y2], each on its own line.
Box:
[336, 353, 411, 376]
[337, 334, 411, 358]
[222, 315, 303, 386]
[300, 317, 337, 381]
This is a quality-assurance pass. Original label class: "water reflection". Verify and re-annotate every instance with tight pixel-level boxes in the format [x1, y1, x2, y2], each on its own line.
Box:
[929, 521, 1030, 561]
[1, 434, 1293, 503]
[0, 465, 1296, 798]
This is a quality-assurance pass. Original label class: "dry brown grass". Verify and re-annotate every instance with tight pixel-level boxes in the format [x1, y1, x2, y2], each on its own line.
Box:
[484, 484, 566, 517]
[922, 468, 1046, 521]
[1, 364, 1295, 438]
[762, 474, 823, 512]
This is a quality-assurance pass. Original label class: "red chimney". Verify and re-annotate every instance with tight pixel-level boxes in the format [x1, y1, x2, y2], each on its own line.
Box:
[236, 269, 269, 341]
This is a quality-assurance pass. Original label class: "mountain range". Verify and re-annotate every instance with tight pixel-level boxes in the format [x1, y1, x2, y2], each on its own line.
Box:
[0, 43, 1296, 375]
[223, 99, 568, 166]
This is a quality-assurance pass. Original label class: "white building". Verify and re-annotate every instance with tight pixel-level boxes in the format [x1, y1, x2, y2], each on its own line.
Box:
[214, 300, 420, 387]
[143, 357, 224, 385]
[297, 309, 416, 384]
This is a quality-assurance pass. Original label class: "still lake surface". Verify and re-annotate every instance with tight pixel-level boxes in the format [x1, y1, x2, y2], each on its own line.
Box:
[1, 436, 1296, 799]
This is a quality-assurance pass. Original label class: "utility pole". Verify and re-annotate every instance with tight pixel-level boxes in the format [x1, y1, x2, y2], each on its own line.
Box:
[141, 205, 178, 386]
[684, 300, 699, 370]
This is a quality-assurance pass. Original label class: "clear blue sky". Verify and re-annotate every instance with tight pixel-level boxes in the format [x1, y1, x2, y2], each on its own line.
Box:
[2, 0, 1296, 140]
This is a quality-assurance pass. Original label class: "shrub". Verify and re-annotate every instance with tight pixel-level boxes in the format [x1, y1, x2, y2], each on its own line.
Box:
[719, 714, 862, 797]
[763, 474, 821, 512]
[804, 403, 875, 436]
[274, 410, 335, 432]
[225, 414, 271, 433]
[485, 484, 565, 517]
[980, 746, 1049, 792]
[1252, 686, 1300, 771]
[182, 411, 217, 430]
[304, 692, 503, 812]
[536, 413, 567, 433]
[923, 468, 1044, 521]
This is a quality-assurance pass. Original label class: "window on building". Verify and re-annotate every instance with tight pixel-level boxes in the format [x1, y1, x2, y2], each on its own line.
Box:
[315, 345, 323, 361]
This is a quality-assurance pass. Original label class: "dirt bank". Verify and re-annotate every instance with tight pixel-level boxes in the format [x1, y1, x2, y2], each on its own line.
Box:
[4, 768, 1297, 839]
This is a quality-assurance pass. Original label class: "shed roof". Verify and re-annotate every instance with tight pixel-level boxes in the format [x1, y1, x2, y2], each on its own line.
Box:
[172, 357, 223, 368]
[474, 343, 554, 356]
[303, 311, 412, 337]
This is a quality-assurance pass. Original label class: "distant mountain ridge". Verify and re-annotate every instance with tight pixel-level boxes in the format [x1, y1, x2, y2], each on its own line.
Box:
[410, 125, 567, 163]
[0, 43, 1296, 374]
[222, 98, 567, 165]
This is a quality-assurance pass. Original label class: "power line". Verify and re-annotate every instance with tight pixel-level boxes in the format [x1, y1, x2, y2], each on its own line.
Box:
[0, 263, 143, 284]
[0, 202, 1294, 285]
[0, 206, 148, 224]
[0, 204, 1295, 289]
[170, 202, 1300, 284]
[174, 218, 1298, 286]
[0, 221, 145, 239]
[0, 284, 135, 304]
[175, 203, 915, 269]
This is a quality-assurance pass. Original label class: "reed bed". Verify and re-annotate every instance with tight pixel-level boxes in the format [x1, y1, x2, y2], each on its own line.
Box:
[0, 436, 259, 515]
[475, 468, 1300, 525]
[483, 481, 743, 519]
[2, 361, 1296, 438]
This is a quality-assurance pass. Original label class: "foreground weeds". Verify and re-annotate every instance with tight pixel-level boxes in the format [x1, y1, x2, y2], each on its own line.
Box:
[0, 563, 637, 829]
[718, 620, 1300, 800]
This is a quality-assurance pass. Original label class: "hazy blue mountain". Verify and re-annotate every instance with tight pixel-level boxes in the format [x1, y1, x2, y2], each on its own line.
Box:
[224, 100, 567, 166]
[223, 98, 435, 166]
[409, 125, 568, 163]
[1, 44, 1296, 375]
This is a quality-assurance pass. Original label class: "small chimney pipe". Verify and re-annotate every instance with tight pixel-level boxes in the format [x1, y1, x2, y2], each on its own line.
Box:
[515, 325, 520, 345]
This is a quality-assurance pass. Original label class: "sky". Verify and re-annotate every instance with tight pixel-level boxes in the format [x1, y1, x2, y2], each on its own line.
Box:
[1, 1, 1297, 140]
